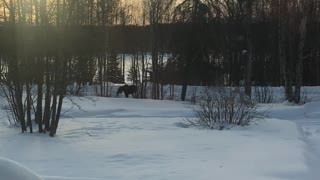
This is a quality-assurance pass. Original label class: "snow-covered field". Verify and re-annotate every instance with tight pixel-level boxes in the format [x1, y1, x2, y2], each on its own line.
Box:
[0, 87, 320, 180]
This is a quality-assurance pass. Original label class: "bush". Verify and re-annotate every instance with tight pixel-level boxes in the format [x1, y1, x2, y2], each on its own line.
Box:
[300, 87, 311, 105]
[189, 87, 263, 130]
[254, 86, 274, 103]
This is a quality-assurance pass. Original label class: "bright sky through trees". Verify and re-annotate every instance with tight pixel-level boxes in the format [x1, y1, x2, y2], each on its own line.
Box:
[0, 0, 179, 25]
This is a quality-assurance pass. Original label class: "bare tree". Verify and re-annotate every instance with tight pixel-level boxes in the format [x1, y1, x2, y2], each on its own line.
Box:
[294, 0, 311, 103]
[144, 0, 176, 99]
[244, 0, 254, 98]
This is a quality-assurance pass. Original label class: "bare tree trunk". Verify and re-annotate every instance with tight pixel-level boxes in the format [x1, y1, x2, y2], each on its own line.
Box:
[149, 2, 160, 100]
[245, 38, 253, 97]
[98, 54, 103, 96]
[20, 0, 26, 23]
[26, 82, 33, 133]
[40, 0, 47, 25]
[122, 53, 125, 83]
[89, 0, 94, 25]
[56, 0, 61, 26]
[141, 52, 146, 98]
[104, 53, 107, 96]
[244, 0, 253, 98]
[49, 88, 57, 136]
[0, 64, 1, 83]
[34, 0, 39, 25]
[51, 85, 65, 136]
[3, 3, 7, 22]
[9, 0, 15, 24]
[294, 0, 309, 103]
[151, 49, 159, 99]
[316, 51, 320, 85]
[16, 0, 21, 22]
[36, 79, 44, 133]
[279, 0, 293, 102]
[181, 82, 187, 101]
[49, 54, 59, 136]
[159, 52, 164, 99]
[52, 93, 64, 135]
[170, 84, 174, 100]
[50, 53, 67, 136]
[16, 82, 27, 132]
[43, 69, 51, 131]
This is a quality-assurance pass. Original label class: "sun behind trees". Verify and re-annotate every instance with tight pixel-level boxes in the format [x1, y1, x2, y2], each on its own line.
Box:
[0, 0, 319, 136]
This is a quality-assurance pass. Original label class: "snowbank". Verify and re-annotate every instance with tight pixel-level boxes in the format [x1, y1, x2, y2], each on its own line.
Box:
[0, 157, 43, 180]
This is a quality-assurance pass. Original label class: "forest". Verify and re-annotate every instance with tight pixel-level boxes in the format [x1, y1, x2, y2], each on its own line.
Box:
[0, 0, 319, 135]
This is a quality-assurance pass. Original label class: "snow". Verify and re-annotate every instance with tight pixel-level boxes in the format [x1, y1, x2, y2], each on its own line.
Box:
[261, 101, 320, 179]
[1, 87, 320, 179]
[0, 157, 43, 180]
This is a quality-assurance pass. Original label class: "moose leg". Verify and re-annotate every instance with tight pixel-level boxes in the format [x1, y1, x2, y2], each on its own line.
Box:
[125, 93, 129, 98]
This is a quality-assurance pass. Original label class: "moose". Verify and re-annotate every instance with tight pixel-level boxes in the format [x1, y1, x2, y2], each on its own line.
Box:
[116, 84, 137, 98]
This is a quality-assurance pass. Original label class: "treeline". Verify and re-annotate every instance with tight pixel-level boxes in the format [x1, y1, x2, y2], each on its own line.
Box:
[0, 0, 319, 135]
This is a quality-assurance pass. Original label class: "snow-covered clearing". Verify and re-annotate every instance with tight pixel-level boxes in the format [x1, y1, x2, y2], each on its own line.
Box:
[262, 102, 320, 179]
[0, 89, 320, 179]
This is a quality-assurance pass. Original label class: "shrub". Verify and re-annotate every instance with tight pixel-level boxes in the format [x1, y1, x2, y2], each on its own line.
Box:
[300, 87, 311, 105]
[189, 87, 263, 130]
[254, 86, 274, 103]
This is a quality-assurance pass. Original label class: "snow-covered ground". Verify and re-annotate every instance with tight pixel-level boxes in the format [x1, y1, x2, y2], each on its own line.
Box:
[261, 102, 320, 179]
[0, 157, 43, 180]
[0, 88, 320, 180]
